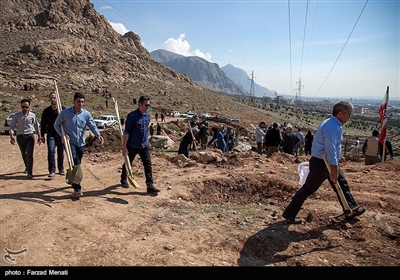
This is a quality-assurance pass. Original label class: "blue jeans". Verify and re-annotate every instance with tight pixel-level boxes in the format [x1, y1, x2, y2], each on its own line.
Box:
[70, 144, 84, 191]
[46, 132, 64, 174]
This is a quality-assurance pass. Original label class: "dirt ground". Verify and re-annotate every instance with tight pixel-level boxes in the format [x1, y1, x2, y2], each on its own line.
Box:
[1, 118, 400, 271]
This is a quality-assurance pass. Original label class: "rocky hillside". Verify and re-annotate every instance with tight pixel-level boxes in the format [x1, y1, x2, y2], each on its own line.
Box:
[1, 0, 283, 125]
[0, 0, 216, 100]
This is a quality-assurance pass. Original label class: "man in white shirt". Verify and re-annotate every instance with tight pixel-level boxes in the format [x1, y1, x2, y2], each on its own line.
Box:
[255, 121, 267, 155]
[295, 128, 305, 156]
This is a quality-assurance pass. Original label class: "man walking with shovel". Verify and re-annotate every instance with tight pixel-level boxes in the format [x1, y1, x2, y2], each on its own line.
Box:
[120, 95, 160, 194]
[282, 101, 365, 224]
[54, 92, 104, 198]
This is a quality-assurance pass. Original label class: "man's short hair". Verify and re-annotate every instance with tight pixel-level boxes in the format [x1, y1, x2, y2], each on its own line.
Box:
[138, 95, 150, 104]
[372, 130, 379, 136]
[74, 92, 85, 100]
[20, 98, 31, 105]
[332, 101, 353, 116]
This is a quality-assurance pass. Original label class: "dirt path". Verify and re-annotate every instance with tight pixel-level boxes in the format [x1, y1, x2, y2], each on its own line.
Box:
[1, 129, 400, 269]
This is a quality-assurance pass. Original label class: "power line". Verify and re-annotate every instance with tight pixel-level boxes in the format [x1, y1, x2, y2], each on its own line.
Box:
[299, 0, 309, 81]
[95, 0, 190, 56]
[312, 0, 369, 97]
[288, 0, 293, 99]
[303, 0, 319, 77]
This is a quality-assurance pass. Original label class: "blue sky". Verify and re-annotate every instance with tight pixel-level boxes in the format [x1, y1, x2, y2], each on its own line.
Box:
[91, 0, 399, 101]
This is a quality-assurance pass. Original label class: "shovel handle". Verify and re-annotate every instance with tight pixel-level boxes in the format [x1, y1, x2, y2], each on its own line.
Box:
[187, 121, 199, 155]
[113, 97, 139, 188]
[54, 80, 74, 170]
[321, 153, 351, 212]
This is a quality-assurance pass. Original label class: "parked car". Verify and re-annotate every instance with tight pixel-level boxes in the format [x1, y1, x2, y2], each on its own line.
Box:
[170, 111, 181, 117]
[3, 113, 15, 134]
[229, 117, 239, 122]
[199, 112, 212, 118]
[185, 113, 196, 119]
[93, 115, 118, 129]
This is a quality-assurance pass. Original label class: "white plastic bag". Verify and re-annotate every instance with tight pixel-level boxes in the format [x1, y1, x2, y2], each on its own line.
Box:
[297, 162, 309, 185]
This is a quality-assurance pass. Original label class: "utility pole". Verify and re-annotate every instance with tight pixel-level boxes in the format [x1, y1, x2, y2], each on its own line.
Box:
[294, 79, 304, 105]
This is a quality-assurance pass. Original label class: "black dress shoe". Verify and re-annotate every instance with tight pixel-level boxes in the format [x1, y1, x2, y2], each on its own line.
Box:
[120, 180, 129, 188]
[345, 206, 366, 220]
[147, 186, 160, 193]
[354, 206, 366, 216]
[285, 217, 303, 224]
[282, 212, 303, 224]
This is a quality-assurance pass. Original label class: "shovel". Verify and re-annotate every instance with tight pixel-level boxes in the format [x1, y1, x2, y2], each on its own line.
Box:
[321, 153, 363, 219]
[112, 97, 139, 188]
[54, 80, 83, 185]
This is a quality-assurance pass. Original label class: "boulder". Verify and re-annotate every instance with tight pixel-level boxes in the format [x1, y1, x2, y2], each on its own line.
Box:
[149, 135, 174, 149]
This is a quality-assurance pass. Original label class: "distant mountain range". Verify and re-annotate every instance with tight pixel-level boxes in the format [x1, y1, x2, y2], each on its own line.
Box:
[220, 64, 276, 97]
[150, 49, 275, 97]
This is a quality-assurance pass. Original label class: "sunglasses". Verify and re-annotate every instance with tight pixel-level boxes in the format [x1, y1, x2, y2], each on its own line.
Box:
[141, 103, 151, 107]
[21, 106, 29, 109]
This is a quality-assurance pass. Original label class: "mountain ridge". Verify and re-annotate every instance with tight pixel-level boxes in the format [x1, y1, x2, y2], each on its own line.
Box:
[221, 63, 276, 98]
[150, 49, 248, 96]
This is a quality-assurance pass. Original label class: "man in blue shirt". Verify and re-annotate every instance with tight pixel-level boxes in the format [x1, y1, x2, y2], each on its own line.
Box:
[282, 101, 365, 224]
[120, 95, 160, 194]
[54, 92, 104, 198]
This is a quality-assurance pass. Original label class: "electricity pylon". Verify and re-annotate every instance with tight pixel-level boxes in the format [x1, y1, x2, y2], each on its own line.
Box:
[249, 70, 255, 97]
[294, 79, 304, 105]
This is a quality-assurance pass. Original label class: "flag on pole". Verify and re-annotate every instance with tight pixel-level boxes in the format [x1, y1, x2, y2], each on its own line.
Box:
[379, 86, 389, 144]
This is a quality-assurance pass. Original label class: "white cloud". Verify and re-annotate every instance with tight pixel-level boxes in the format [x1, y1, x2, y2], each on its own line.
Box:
[109, 21, 129, 35]
[192, 49, 212, 62]
[163, 33, 212, 62]
[101, 5, 113, 10]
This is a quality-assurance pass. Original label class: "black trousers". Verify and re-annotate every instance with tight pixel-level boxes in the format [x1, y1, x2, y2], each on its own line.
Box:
[16, 134, 35, 174]
[178, 139, 191, 158]
[121, 145, 153, 187]
[283, 156, 358, 219]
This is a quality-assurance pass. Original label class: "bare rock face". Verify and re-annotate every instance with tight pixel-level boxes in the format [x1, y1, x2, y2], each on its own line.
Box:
[0, 0, 197, 97]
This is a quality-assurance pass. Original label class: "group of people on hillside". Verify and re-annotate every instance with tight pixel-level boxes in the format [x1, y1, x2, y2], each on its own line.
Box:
[254, 118, 394, 166]
[23, 82, 37, 91]
[255, 121, 314, 158]
[177, 115, 236, 158]
[154, 112, 165, 122]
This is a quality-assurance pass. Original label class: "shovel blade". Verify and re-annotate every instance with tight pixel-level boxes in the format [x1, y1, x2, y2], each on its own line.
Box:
[127, 174, 140, 188]
[123, 155, 140, 188]
[66, 168, 74, 184]
[65, 165, 83, 185]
